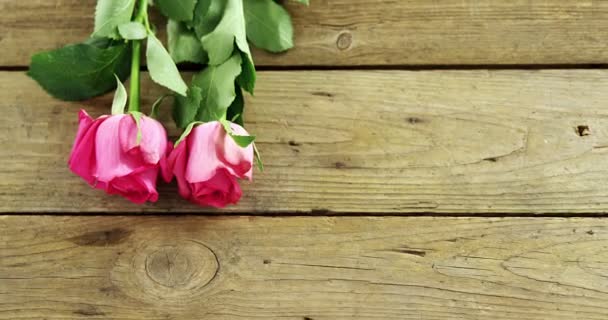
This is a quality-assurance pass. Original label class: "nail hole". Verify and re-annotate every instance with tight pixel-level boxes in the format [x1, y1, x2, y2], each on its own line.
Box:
[406, 117, 425, 124]
[334, 161, 346, 169]
[576, 125, 590, 136]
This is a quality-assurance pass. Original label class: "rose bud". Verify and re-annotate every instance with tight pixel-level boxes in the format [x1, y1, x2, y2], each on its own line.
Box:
[68, 109, 169, 204]
[163, 121, 253, 208]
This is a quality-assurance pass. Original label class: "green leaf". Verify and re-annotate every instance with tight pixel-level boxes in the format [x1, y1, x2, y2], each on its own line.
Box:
[219, 118, 255, 148]
[129, 111, 143, 145]
[93, 0, 137, 39]
[191, 0, 256, 93]
[150, 94, 171, 118]
[173, 86, 202, 128]
[167, 20, 208, 64]
[192, 0, 225, 42]
[226, 84, 244, 126]
[84, 36, 113, 48]
[230, 134, 256, 148]
[199, 0, 252, 66]
[293, 0, 309, 4]
[118, 22, 147, 40]
[253, 143, 264, 171]
[28, 42, 131, 101]
[236, 51, 256, 93]
[146, 33, 188, 96]
[154, 0, 197, 21]
[244, 0, 294, 52]
[111, 75, 128, 115]
[191, 52, 242, 122]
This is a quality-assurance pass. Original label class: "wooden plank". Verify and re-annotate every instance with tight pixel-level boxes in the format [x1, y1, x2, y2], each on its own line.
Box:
[3, 1, 608, 67]
[2, 70, 608, 213]
[1, 216, 608, 319]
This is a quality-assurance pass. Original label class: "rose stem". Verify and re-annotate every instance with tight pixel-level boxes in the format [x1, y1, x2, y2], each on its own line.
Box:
[128, 0, 148, 112]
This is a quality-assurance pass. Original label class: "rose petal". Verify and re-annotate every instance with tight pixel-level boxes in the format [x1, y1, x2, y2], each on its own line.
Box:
[95, 115, 146, 182]
[72, 109, 93, 148]
[106, 168, 159, 204]
[168, 139, 192, 200]
[119, 115, 139, 152]
[218, 122, 254, 180]
[185, 122, 225, 183]
[189, 169, 242, 208]
[160, 141, 174, 183]
[120, 115, 168, 165]
[68, 110, 105, 185]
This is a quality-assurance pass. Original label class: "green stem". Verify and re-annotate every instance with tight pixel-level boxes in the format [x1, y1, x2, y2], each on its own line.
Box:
[128, 41, 141, 112]
[127, 0, 149, 112]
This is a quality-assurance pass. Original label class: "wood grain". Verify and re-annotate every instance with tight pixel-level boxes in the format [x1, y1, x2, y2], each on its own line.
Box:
[3, 0, 608, 66]
[1, 216, 608, 319]
[2, 70, 608, 213]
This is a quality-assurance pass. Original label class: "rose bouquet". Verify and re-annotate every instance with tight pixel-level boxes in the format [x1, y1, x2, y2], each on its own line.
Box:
[28, 0, 307, 207]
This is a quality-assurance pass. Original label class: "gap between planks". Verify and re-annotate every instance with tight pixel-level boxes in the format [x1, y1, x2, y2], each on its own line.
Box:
[4, 64, 608, 72]
[3, 212, 608, 218]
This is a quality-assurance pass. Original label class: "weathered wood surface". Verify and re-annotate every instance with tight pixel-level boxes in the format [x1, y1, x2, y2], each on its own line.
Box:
[1, 216, 608, 319]
[3, 0, 608, 67]
[2, 70, 608, 213]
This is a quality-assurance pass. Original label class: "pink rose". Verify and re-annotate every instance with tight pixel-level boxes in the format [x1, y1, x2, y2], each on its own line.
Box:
[163, 121, 254, 208]
[68, 109, 169, 204]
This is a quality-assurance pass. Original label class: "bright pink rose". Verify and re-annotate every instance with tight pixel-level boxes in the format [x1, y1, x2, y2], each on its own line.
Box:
[68, 109, 169, 204]
[163, 121, 254, 208]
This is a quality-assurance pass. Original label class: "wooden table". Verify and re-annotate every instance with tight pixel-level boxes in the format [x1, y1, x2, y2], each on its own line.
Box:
[2, 1, 608, 319]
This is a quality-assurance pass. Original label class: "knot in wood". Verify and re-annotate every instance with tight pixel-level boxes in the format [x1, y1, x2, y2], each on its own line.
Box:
[143, 242, 218, 290]
[336, 32, 352, 50]
[112, 240, 219, 304]
[146, 247, 194, 287]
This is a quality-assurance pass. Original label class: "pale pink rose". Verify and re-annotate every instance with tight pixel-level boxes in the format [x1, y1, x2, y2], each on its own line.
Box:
[163, 121, 254, 208]
[68, 109, 169, 204]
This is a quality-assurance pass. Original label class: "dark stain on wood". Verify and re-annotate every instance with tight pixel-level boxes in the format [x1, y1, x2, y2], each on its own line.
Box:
[7, 262, 28, 267]
[99, 286, 120, 297]
[73, 305, 105, 317]
[311, 91, 334, 98]
[392, 248, 427, 257]
[68, 228, 132, 246]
